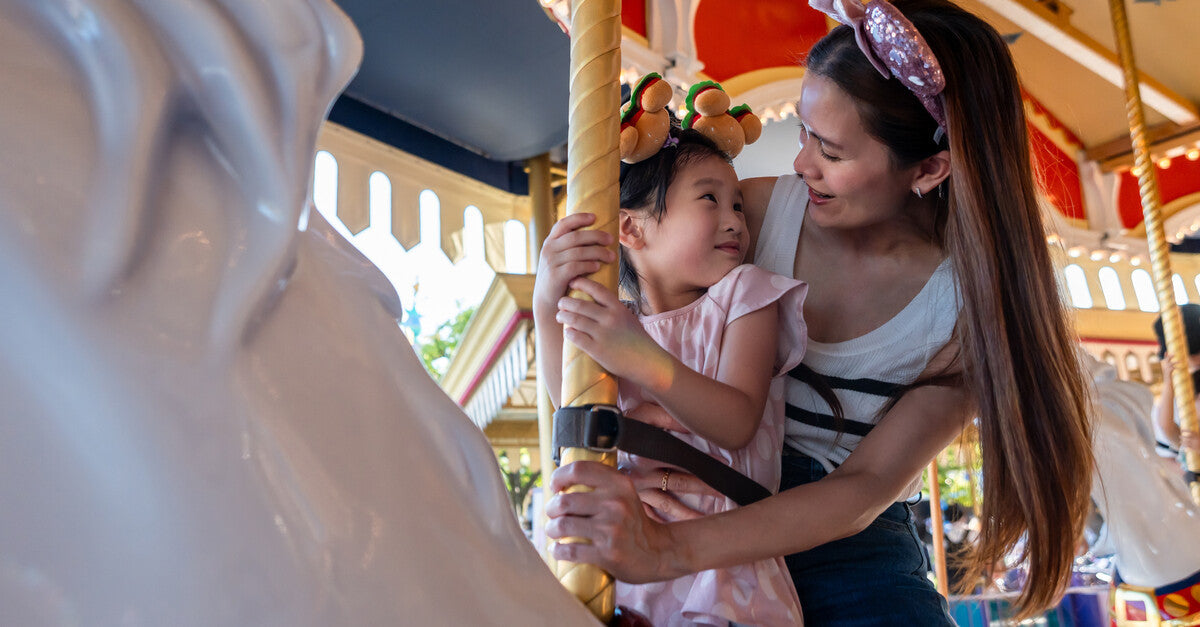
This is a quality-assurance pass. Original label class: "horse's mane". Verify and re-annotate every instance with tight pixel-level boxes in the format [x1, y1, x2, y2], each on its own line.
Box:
[2, 0, 362, 350]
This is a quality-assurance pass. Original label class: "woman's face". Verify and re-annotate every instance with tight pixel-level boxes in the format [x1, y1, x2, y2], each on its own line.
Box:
[793, 74, 918, 230]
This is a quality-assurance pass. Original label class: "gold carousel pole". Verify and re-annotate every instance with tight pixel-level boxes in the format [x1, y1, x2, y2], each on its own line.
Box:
[1108, 0, 1200, 505]
[528, 152, 559, 567]
[556, 0, 623, 621]
[927, 460, 949, 597]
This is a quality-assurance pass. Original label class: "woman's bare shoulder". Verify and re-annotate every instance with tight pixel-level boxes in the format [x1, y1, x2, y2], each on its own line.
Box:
[740, 176, 779, 260]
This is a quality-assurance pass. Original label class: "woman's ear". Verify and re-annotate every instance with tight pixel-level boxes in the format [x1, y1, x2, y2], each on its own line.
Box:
[912, 150, 951, 196]
[619, 209, 644, 249]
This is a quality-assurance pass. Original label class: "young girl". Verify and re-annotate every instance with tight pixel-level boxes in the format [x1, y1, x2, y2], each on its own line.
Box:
[534, 129, 808, 625]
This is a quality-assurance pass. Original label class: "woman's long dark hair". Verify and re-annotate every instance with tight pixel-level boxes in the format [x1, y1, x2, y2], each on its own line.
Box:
[807, 0, 1094, 616]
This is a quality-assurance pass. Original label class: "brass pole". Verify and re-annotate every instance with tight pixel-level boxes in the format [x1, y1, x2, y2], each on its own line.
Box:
[1108, 0, 1200, 505]
[528, 153, 554, 268]
[556, 0, 622, 621]
[927, 460, 949, 597]
[527, 152, 558, 567]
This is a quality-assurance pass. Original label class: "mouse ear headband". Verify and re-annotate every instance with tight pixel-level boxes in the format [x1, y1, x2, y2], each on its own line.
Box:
[809, 0, 946, 142]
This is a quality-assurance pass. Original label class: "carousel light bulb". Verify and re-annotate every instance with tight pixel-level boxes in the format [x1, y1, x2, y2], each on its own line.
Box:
[1158, 157, 1172, 169]
[1068, 246, 1084, 258]
[1188, 149, 1200, 161]
[1046, 234, 1060, 245]
[1089, 250, 1105, 261]
[1109, 253, 1123, 263]
[1131, 256, 1142, 266]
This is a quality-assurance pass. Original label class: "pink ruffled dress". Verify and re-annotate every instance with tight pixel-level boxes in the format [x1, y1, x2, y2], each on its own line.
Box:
[616, 264, 808, 626]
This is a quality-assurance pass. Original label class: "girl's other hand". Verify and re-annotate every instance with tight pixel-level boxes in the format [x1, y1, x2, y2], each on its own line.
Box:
[557, 277, 666, 383]
[533, 213, 615, 315]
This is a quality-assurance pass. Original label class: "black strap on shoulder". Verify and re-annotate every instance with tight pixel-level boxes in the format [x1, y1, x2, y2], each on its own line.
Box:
[553, 404, 772, 506]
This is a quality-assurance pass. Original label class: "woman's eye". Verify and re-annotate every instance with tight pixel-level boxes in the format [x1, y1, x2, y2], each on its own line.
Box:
[821, 151, 841, 162]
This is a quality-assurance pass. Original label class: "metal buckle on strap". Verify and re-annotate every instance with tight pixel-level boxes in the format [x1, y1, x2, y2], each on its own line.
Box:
[552, 404, 622, 465]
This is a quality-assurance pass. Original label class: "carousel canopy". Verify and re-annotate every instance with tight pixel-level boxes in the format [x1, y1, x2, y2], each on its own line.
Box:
[329, 0, 571, 192]
[331, 0, 1200, 248]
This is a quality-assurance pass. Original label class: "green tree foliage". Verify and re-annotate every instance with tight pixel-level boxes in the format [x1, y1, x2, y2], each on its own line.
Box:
[497, 449, 541, 529]
[415, 306, 476, 380]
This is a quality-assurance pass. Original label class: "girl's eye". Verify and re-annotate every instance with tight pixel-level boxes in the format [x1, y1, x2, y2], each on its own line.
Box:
[733, 203, 744, 213]
[701, 193, 717, 202]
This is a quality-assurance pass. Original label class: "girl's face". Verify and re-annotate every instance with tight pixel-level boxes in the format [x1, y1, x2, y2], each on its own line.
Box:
[632, 154, 746, 300]
[792, 74, 918, 230]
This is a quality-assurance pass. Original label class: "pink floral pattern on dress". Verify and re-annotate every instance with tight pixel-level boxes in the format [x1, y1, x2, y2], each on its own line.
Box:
[616, 264, 807, 626]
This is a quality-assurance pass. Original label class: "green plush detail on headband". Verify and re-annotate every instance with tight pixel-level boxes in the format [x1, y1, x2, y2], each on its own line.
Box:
[729, 103, 753, 119]
[682, 109, 700, 130]
[622, 72, 663, 125]
[683, 80, 723, 111]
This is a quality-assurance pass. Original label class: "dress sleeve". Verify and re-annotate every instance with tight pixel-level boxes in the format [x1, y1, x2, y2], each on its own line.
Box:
[712, 264, 808, 376]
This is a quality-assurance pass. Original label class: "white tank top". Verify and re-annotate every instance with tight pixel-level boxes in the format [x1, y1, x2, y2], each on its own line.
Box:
[754, 174, 960, 492]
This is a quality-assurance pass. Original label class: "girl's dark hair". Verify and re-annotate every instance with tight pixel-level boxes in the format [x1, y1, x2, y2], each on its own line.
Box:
[617, 128, 728, 310]
[806, 0, 1094, 617]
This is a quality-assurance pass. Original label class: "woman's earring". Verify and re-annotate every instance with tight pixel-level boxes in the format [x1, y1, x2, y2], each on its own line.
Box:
[913, 186, 924, 199]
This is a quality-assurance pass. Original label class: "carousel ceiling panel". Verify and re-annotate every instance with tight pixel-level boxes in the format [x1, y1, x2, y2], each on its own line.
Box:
[959, 0, 1176, 147]
[1068, 0, 1200, 107]
[332, 0, 569, 162]
[960, 0, 1197, 148]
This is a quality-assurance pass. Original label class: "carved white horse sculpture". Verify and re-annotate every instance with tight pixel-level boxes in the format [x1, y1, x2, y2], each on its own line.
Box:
[0, 1, 595, 624]
[1086, 354, 1200, 624]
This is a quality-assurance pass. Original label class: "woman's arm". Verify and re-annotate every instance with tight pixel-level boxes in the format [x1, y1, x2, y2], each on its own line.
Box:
[546, 346, 970, 582]
[558, 278, 776, 450]
[532, 213, 616, 408]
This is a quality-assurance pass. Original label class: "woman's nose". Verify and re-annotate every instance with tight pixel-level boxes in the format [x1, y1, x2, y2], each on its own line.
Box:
[793, 141, 815, 179]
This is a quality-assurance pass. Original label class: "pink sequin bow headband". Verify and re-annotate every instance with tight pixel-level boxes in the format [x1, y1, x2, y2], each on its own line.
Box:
[809, 0, 947, 140]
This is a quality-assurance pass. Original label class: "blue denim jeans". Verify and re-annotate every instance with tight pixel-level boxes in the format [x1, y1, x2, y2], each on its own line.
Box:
[781, 451, 954, 626]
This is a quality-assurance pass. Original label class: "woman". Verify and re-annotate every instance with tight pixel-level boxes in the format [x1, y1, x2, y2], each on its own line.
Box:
[540, 0, 1093, 623]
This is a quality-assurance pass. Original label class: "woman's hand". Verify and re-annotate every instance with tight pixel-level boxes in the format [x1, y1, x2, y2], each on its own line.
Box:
[623, 464, 714, 523]
[557, 277, 667, 384]
[546, 461, 691, 584]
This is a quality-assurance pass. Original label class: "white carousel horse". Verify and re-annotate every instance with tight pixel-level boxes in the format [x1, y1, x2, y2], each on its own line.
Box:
[1086, 354, 1200, 625]
[0, 1, 595, 624]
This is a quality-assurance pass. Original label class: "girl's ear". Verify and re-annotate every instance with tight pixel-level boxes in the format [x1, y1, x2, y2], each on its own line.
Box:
[619, 209, 644, 249]
[912, 150, 951, 196]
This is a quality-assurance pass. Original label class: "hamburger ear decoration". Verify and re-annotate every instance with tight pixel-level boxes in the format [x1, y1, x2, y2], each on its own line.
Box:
[618, 74, 763, 163]
[682, 81, 761, 158]
[620, 73, 674, 164]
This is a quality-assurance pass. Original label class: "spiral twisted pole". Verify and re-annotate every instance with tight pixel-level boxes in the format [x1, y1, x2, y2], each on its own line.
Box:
[1109, 0, 1200, 505]
[555, 0, 623, 620]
